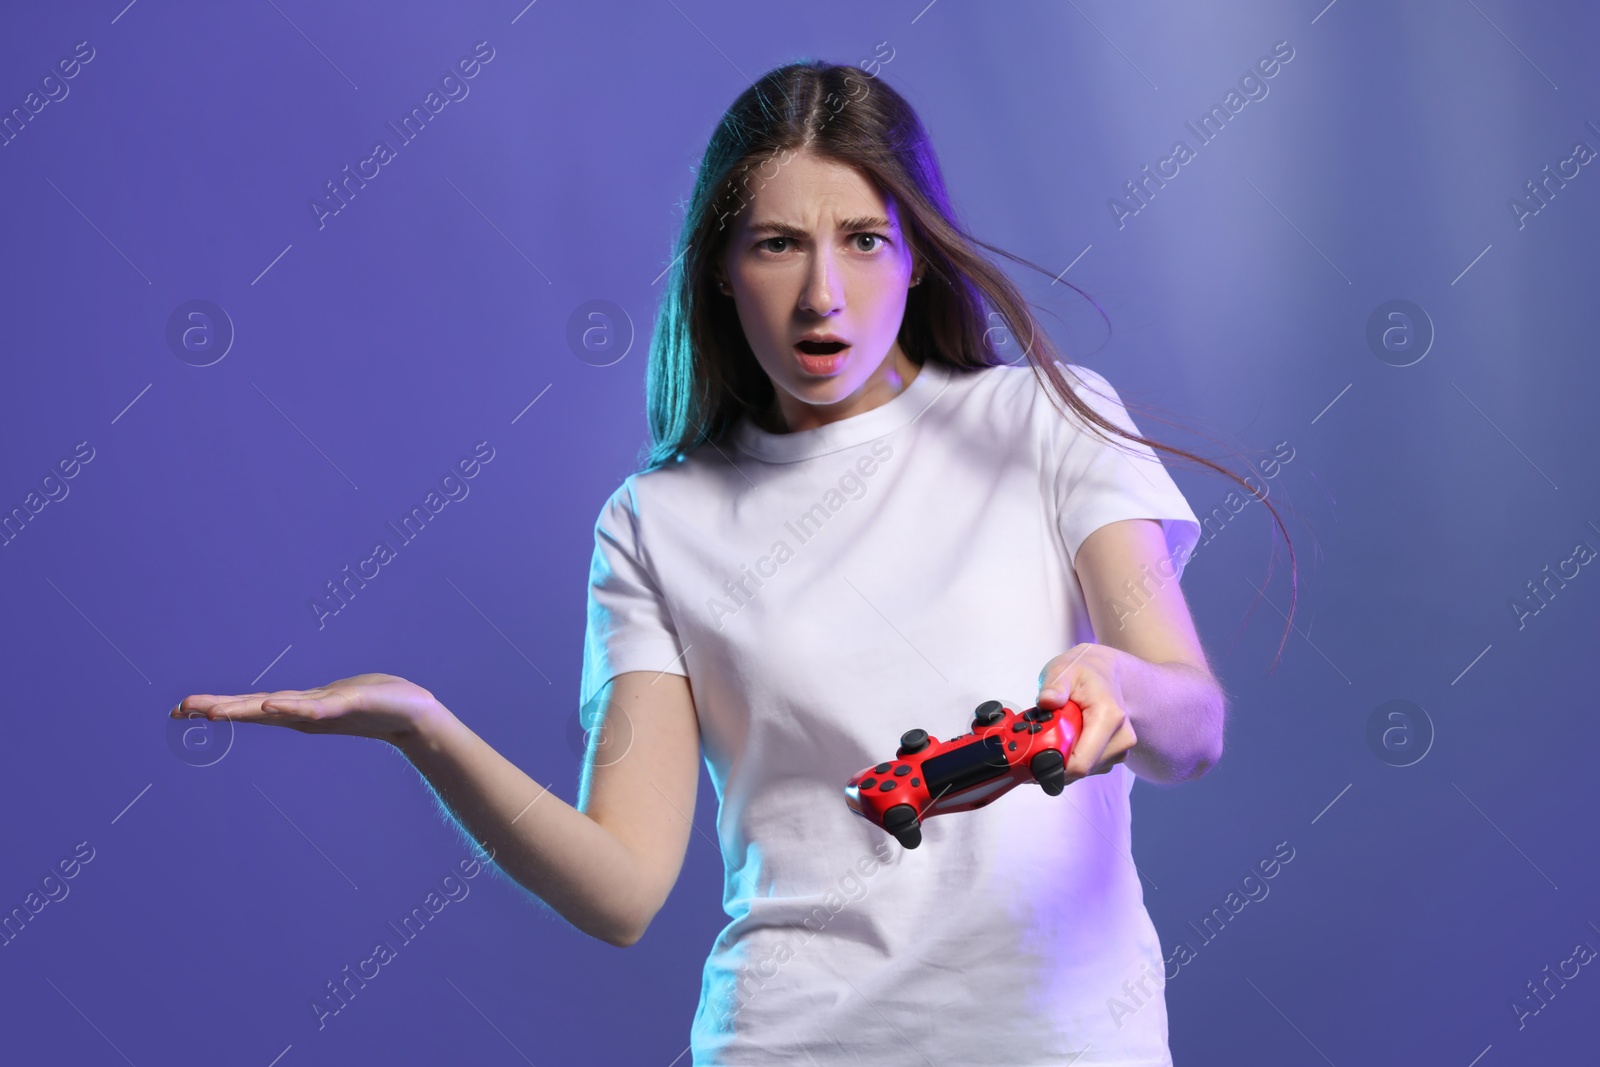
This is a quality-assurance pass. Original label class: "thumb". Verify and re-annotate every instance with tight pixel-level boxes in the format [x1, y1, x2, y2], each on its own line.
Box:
[1037, 678, 1072, 709]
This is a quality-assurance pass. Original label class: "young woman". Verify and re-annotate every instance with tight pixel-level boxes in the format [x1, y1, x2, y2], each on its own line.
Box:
[175, 61, 1294, 1065]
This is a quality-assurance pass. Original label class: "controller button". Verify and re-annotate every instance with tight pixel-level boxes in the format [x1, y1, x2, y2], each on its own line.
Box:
[1012, 721, 1028, 732]
[898, 729, 930, 756]
[1008, 741, 1017, 752]
[875, 762, 892, 774]
[883, 804, 918, 831]
[1028, 723, 1043, 734]
[878, 780, 897, 792]
[894, 765, 911, 776]
[911, 777, 920, 787]
[861, 777, 878, 789]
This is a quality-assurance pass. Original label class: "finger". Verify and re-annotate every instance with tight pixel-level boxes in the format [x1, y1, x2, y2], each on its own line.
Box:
[1083, 719, 1137, 776]
[1037, 647, 1092, 708]
[1063, 706, 1119, 781]
[171, 692, 270, 718]
[208, 690, 331, 724]
[266, 687, 361, 721]
[1088, 748, 1131, 776]
[205, 698, 271, 722]
[255, 698, 332, 733]
[259, 696, 325, 719]
[1098, 718, 1137, 760]
[1038, 670, 1082, 710]
[1062, 685, 1133, 781]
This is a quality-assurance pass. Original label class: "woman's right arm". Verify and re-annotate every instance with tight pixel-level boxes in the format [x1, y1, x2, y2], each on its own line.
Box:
[172, 670, 701, 947]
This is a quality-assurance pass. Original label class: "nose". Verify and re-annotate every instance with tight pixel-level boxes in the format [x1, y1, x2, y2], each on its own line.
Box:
[798, 244, 843, 316]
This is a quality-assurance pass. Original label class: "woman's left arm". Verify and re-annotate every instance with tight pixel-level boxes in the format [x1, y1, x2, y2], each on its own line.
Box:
[1036, 518, 1227, 786]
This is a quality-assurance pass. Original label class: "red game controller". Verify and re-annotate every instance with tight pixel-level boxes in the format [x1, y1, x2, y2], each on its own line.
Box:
[843, 698, 1084, 849]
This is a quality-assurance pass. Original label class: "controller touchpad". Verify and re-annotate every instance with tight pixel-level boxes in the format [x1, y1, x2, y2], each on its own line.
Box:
[922, 734, 1009, 798]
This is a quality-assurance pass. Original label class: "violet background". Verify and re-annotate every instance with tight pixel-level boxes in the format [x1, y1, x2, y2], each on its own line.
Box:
[1, 1, 1597, 1063]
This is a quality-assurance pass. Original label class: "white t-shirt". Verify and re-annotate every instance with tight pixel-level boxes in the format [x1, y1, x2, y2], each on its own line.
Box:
[581, 358, 1202, 1066]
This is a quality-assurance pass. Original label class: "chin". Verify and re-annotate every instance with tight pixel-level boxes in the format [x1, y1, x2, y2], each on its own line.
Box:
[792, 366, 871, 402]
[761, 346, 887, 408]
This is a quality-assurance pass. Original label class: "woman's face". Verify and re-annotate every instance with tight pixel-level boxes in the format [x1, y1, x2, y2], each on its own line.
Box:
[716, 149, 921, 433]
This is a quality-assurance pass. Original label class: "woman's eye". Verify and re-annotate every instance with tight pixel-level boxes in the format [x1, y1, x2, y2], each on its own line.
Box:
[756, 234, 889, 255]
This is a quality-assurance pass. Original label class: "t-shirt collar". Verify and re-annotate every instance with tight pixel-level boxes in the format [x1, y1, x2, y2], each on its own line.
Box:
[731, 359, 951, 464]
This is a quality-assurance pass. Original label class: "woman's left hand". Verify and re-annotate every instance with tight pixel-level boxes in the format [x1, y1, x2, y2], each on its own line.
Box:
[1036, 643, 1136, 785]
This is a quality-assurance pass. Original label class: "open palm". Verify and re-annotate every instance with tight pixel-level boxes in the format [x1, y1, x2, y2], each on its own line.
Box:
[170, 672, 438, 744]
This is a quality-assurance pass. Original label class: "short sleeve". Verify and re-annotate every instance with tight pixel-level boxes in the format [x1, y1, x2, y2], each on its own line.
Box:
[580, 479, 689, 709]
[1049, 363, 1203, 581]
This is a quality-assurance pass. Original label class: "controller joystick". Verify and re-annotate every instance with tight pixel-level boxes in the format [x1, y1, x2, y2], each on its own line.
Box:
[844, 698, 1084, 848]
[971, 700, 1005, 728]
[897, 729, 930, 756]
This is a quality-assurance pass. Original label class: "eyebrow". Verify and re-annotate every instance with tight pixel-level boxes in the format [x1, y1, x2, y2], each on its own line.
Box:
[746, 215, 895, 238]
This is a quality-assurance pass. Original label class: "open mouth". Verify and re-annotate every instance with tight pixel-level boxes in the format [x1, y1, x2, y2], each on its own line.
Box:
[794, 339, 851, 376]
[795, 340, 849, 356]
[790, 342, 851, 379]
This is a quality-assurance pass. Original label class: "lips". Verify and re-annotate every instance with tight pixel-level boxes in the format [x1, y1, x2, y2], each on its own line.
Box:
[793, 338, 850, 377]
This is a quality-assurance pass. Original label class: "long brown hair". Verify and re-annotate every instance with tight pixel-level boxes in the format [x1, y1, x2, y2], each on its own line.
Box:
[642, 59, 1298, 668]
